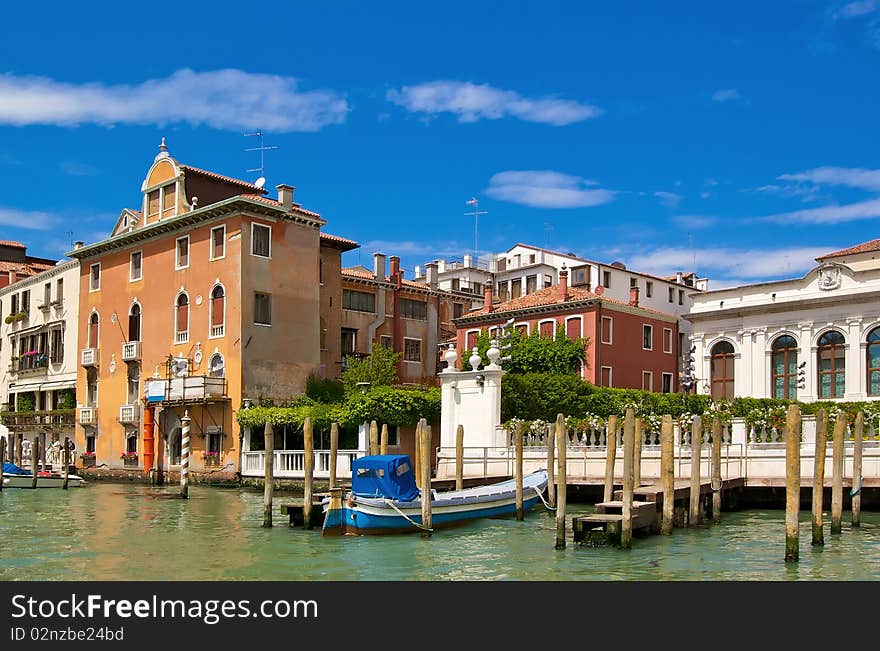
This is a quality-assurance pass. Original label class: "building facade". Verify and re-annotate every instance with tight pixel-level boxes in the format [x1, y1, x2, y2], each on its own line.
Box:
[686, 238, 880, 402]
[1, 260, 80, 466]
[0, 241, 56, 290]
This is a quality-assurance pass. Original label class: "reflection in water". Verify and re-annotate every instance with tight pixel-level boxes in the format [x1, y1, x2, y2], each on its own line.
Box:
[1, 484, 878, 581]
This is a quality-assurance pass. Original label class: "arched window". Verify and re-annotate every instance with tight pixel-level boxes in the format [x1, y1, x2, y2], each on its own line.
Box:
[869, 327, 880, 396]
[208, 353, 225, 378]
[817, 330, 846, 398]
[710, 341, 735, 400]
[129, 302, 141, 342]
[88, 312, 99, 349]
[175, 293, 189, 343]
[210, 285, 225, 338]
[771, 335, 798, 400]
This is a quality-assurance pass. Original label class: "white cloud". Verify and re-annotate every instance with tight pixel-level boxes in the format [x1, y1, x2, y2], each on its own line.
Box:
[754, 183, 821, 202]
[485, 170, 615, 209]
[0, 69, 349, 132]
[386, 81, 600, 126]
[60, 161, 98, 176]
[0, 207, 56, 230]
[626, 246, 830, 281]
[835, 0, 877, 18]
[712, 89, 743, 102]
[653, 191, 682, 208]
[777, 166, 880, 192]
[761, 197, 880, 224]
[672, 214, 716, 229]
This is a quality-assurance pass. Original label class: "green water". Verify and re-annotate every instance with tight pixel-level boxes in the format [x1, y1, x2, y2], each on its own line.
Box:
[1, 483, 878, 581]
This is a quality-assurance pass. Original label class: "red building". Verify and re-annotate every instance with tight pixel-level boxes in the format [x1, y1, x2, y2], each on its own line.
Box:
[453, 269, 680, 392]
[0, 241, 56, 289]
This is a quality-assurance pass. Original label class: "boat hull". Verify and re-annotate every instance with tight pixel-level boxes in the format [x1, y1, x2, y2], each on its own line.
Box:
[2, 474, 86, 488]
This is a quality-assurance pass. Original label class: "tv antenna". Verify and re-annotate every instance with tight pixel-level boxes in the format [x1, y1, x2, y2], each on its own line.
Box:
[464, 197, 488, 262]
[244, 130, 277, 186]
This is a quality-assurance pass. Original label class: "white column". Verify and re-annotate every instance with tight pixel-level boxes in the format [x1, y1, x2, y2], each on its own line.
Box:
[738, 329, 753, 399]
[753, 328, 767, 399]
[846, 318, 864, 399]
[798, 322, 814, 402]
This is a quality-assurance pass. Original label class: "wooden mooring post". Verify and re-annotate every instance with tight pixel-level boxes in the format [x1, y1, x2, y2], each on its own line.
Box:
[179, 410, 191, 499]
[380, 423, 389, 456]
[0, 437, 5, 492]
[633, 417, 644, 488]
[831, 414, 845, 535]
[689, 416, 702, 526]
[369, 420, 379, 456]
[418, 419, 432, 538]
[621, 408, 635, 549]
[711, 417, 722, 524]
[303, 417, 315, 530]
[811, 409, 828, 546]
[555, 413, 567, 550]
[455, 424, 464, 491]
[263, 421, 274, 528]
[329, 422, 339, 490]
[603, 415, 618, 503]
[514, 421, 524, 521]
[660, 415, 674, 534]
[785, 404, 801, 562]
[546, 420, 556, 508]
[852, 411, 864, 528]
[31, 436, 39, 489]
[62, 436, 70, 490]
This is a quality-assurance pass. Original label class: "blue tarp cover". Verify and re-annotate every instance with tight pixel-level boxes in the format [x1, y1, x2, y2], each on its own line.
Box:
[351, 455, 419, 502]
[3, 462, 29, 476]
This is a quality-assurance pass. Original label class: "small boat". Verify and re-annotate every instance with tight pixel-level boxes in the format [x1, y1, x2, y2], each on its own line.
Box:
[322, 454, 548, 536]
[2, 462, 86, 488]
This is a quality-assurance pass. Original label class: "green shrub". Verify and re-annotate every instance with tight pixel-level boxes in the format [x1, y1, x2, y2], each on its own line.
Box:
[305, 374, 345, 403]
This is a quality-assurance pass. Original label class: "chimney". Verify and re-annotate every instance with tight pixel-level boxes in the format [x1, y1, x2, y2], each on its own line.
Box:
[629, 285, 640, 307]
[482, 286, 494, 313]
[675, 271, 683, 285]
[558, 265, 569, 303]
[276, 184, 295, 209]
[389, 256, 401, 287]
[414, 265, 422, 278]
[426, 262, 439, 290]
[373, 253, 387, 281]
[74, 241, 84, 250]
[7, 270, 14, 285]
[463, 254, 473, 268]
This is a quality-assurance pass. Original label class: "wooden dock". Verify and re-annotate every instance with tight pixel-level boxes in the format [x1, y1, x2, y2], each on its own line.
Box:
[281, 497, 326, 527]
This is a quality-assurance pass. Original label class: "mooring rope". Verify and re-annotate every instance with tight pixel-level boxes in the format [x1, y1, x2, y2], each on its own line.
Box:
[533, 485, 556, 511]
[382, 499, 434, 532]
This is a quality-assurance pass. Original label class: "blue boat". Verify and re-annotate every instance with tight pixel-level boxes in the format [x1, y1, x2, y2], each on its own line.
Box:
[322, 454, 549, 536]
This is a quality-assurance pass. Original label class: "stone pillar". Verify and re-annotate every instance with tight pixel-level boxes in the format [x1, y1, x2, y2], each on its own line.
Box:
[753, 328, 767, 399]
[846, 319, 864, 400]
[798, 322, 814, 402]
[439, 344, 505, 450]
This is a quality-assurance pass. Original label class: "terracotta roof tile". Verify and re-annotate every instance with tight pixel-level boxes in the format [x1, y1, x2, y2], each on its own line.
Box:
[0, 240, 25, 249]
[0, 260, 55, 277]
[239, 194, 323, 220]
[341, 266, 437, 291]
[181, 165, 267, 193]
[320, 232, 359, 250]
[817, 239, 880, 260]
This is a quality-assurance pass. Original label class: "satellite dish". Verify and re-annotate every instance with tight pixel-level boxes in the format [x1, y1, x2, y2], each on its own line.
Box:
[254, 177, 266, 189]
[595, 285, 605, 295]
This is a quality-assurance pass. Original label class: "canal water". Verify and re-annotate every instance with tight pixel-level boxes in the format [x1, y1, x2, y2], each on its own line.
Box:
[2, 483, 878, 581]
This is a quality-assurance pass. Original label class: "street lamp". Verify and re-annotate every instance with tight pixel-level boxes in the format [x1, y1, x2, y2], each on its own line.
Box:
[357, 382, 371, 395]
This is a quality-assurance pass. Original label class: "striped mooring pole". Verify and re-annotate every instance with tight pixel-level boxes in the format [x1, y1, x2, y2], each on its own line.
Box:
[180, 410, 191, 499]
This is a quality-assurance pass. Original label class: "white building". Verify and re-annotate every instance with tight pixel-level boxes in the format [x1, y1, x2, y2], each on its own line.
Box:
[0, 259, 80, 464]
[686, 238, 880, 402]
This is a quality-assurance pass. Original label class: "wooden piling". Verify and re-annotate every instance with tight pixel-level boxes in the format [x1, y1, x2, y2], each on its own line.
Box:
[262, 421, 274, 528]
[0, 437, 5, 492]
[62, 436, 70, 490]
[852, 411, 864, 528]
[831, 413, 845, 535]
[711, 417, 722, 524]
[17, 433, 23, 466]
[546, 420, 556, 508]
[414, 421, 422, 490]
[179, 410, 191, 499]
[303, 417, 314, 530]
[785, 404, 801, 562]
[621, 408, 636, 549]
[689, 416, 702, 526]
[369, 420, 379, 456]
[514, 421, 524, 521]
[811, 409, 828, 546]
[155, 420, 165, 486]
[419, 420, 432, 537]
[661, 415, 674, 534]
[555, 413, 567, 550]
[455, 424, 464, 491]
[31, 436, 39, 489]
[603, 415, 618, 503]
[329, 422, 339, 490]
[380, 423, 389, 456]
[633, 417, 644, 488]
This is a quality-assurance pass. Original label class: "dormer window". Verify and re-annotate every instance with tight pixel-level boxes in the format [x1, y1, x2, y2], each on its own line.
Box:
[145, 181, 178, 223]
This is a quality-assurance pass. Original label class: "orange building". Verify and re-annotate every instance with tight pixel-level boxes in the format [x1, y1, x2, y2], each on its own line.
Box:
[69, 141, 356, 477]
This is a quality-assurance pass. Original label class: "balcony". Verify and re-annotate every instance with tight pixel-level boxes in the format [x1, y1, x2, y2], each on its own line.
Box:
[79, 407, 97, 426]
[210, 324, 225, 338]
[145, 375, 228, 405]
[121, 341, 141, 362]
[11, 353, 49, 375]
[0, 409, 75, 431]
[81, 348, 99, 367]
[119, 404, 139, 424]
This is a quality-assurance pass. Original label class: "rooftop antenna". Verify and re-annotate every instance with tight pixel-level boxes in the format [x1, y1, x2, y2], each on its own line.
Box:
[464, 197, 488, 262]
[244, 130, 277, 187]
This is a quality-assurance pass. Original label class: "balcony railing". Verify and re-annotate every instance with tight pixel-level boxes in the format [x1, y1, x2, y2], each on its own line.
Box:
[121, 341, 141, 362]
[175, 331, 188, 344]
[119, 404, 139, 424]
[79, 407, 97, 426]
[210, 324, 225, 337]
[81, 348, 99, 367]
[11, 354, 49, 374]
[0, 409, 75, 431]
[145, 375, 228, 404]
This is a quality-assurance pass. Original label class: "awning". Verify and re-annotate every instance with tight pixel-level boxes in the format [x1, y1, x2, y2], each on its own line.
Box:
[35, 380, 76, 391]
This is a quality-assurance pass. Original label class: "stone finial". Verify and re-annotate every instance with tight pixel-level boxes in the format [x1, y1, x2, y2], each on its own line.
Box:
[155, 137, 170, 161]
[444, 343, 459, 371]
[486, 340, 501, 368]
[469, 346, 482, 371]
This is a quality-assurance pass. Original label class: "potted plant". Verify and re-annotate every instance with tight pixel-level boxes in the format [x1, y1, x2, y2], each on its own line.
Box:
[120, 451, 138, 459]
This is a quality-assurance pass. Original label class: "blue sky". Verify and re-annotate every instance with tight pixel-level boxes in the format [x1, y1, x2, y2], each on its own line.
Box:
[1, 1, 879, 288]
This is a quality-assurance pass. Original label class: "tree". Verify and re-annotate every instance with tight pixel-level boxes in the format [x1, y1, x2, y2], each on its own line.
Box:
[473, 325, 588, 375]
[339, 344, 402, 394]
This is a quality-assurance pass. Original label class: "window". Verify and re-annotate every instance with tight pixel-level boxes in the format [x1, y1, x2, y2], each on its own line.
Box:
[646, 281, 653, 298]
[771, 335, 798, 400]
[207, 432, 222, 457]
[663, 328, 673, 354]
[817, 330, 845, 399]
[511, 278, 522, 299]
[86, 435, 96, 455]
[400, 298, 427, 320]
[514, 323, 529, 335]
[380, 335, 393, 350]
[130, 251, 143, 281]
[668, 287, 674, 303]
[642, 371, 653, 392]
[571, 266, 588, 287]
[126, 433, 138, 455]
[678, 289, 684, 306]
[50, 328, 63, 364]
[868, 327, 880, 396]
[210, 285, 225, 337]
[453, 303, 464, 319]
[252, 223, 271, 258]
[343, 289, 376, 313]
[710, 341, 735, 400]
[211, 225, 226, 261]
[526, 275, 537, 294]
[341, 328, 357, 355]
[162, 184, 176, 218]
[662, 372, 673, 393]
[529, 254, 536, 264]
[566, 317, 582, 339]
[208, 353, 225, 378]
[55, 278, 63, 305]
[147, 190, 160, 219]
[404, 338, 422, 362]
[601, 366, 613, 387]
[451, 278, 460, 291]
[642, 324, 653, 350]
[254, 292, 271, 326]
[88, 312, 99, 349]
[602, 270, 611, 288]
[21, 290, 29, 314]
[601, 316, 613, 344]
[86, 368, 98, 407]
[539, 320, 555, 338]
[544, 274, 553, 289]
[466, 330, 479, 350]
[175, 293, 189, 343]
[630, 277, 638, 288]
[129, 303, 141, 342]
[10, 293, 18, 314]
[175, 236, 189, 269]
[127, 363, 140, 404]
[43, 282, 51, 307]
[89, 262, 101, 292]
